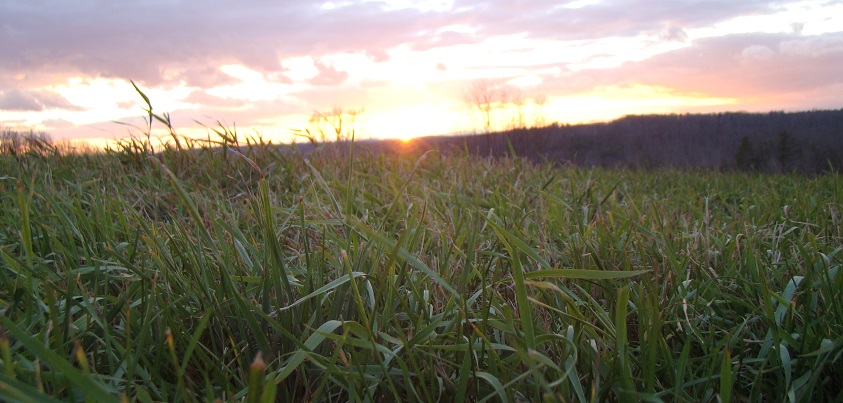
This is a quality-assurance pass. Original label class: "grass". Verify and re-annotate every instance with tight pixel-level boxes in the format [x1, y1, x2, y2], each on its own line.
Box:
[0, 124, 841, 402]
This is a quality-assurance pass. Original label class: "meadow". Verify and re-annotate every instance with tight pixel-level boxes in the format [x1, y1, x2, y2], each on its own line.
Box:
[0, 128, 841, 402]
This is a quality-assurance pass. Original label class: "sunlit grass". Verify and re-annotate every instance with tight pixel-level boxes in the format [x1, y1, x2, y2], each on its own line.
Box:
[0, 123, 841, 401]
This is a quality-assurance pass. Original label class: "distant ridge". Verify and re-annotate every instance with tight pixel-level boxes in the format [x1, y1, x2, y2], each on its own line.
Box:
[354, 108, 843, 174]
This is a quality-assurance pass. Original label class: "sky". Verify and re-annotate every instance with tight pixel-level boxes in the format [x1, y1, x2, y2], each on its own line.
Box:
[1, 0, 842, 146]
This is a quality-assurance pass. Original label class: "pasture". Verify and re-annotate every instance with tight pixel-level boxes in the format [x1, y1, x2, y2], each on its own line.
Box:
[0, 134, 841, 401]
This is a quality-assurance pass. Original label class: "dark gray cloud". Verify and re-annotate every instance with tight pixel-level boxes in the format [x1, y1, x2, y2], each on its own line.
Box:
[0, 0, 807, 88]
[0, 89, 86, 111]
[0, 89, 41, 111]
[0, 1, 454, 87]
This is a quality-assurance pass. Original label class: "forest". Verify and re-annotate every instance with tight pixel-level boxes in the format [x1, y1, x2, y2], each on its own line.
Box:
[370, 109, 843, 174]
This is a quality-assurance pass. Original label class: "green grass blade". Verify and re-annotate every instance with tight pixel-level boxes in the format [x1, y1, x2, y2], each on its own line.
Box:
[615, 286, 636, 401]
[271, 320, 345, 384]
[720, 346, 733, 403]
[484, 216, 536, 350]
[0, 373, 65, 403]
[476, 371, 509, 403]
[526, 268, 649, 280]
[346, 216, 457, 296]
[276, 272, 366, 313]
[1, 317, 119, 403]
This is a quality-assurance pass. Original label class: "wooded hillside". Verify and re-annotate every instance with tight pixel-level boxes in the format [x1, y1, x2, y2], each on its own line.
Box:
[380, 109, 843, 174]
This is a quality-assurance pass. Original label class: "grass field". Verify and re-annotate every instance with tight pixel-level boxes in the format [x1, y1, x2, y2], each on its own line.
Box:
[1, 131, 841, 402]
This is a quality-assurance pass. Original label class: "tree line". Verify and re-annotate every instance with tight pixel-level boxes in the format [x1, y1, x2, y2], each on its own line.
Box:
[399, 109, 843, 174]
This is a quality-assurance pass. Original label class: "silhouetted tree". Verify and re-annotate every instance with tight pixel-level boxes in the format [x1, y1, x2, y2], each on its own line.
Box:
[464, 80, 547, 135]
[292, 107, 364, 147]
[464, 80, 500, 134]
[777, 130, 799, 171]
[735, 136, 757, 171]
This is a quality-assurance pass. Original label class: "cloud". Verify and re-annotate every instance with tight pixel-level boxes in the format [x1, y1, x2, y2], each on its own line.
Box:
[364, 49, 391, 63]
[0, 118, 27, 127]
[0, 0, 806, 89]
[0, 1, 452, 87]
[552, 31, 843, 104]
[0, 89, 41, 111]
[410, 30, 481, 51]
[291, 85, 372, 109]
[779, 35, 843, 56]
[178, 66, 244, 88]
[119, 97, 311, 133]
[659, 26, 689, 42]
[447, 0, 779, 42]
[0, 89, 86, 111]
[183, 90, 249, 108]
[116, 100, 136, 110]
[308, 61, 350, 86]
[44, 119, 140, 141]
[41, 118, 75, 128]
[742, 45, 775, 60]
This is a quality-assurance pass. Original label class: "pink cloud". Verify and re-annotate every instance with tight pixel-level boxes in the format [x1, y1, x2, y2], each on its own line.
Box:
[183, 90, 249, 108]
[0, 0, 793, 90]
[532, 31, 843, 112]
[41, 118, 75, 128]
[364, 49, 391, 63]
[308, 61, 349, 86]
